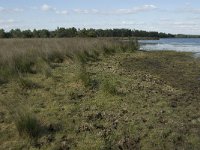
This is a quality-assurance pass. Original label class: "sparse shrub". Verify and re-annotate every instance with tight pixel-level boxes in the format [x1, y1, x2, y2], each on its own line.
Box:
[102, 78, 118, 95]
[15, 112, 42, 138]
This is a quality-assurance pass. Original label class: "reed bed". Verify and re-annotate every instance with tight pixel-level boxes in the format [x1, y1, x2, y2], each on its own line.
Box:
[0, 38, 137, 83]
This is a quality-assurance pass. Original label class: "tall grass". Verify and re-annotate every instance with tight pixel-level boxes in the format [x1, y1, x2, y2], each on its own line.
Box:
[0, 38, 138, 83]
[0, 98, 43, 139]
[15, 111, 42, 138]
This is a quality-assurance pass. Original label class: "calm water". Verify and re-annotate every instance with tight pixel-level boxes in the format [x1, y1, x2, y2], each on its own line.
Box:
[139, 38, 200, 54]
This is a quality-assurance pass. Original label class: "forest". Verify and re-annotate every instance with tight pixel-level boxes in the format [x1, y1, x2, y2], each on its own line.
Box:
[0, 27, 175, 38]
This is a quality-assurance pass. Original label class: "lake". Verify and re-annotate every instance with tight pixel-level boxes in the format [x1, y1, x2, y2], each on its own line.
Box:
[139, 38, 200, 54]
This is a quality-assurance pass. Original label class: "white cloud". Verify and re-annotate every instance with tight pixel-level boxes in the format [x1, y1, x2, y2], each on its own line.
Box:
[91, 9, 99, 13]
[159, 18, 172, 21]
[41, 4, 56, 11]
[13, 8, 24, 12]
[30, 6, 38, 10]
[122, 21, 145, 26]
[56, 10, 68, 15]
[0, 7, 5, 12]
[73, 9, 99, 14]
[0, 19, 15, 24]
[187, 8, 200, 14]
[179, 5, 200, 14]
[0, 7, 24, 13]
[73, 5, 157, 15]
[113, 5, 157, 14]
[74, 9, 89, 14]
[0, 19, 16, 29]
[40, 4, 68, 15]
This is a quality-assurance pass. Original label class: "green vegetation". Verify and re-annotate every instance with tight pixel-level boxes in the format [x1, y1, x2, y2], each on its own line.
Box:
[78, 67, 92, 87]
[0, 38, 125, 81]
[1, 38, 200, 149]
[0, 28, 175, 38]
[18, 77, 41, 89]
[15, 111, 42, 139]
[176, 34, 200, 38]
[102, 78, 118, 95]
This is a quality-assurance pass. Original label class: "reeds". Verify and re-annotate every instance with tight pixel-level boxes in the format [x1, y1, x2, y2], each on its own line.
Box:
[0, 38, 138, 83]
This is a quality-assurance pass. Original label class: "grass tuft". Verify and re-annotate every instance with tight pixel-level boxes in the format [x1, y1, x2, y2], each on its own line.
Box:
[0, 69, 9, 85]
[103, 47, 116, 55]
[34, 58, 52, 78]
[19, 77, 41, 89]
[78, 67, 92, 87]
[102, 78, 118, 95]
[13, 54, 36, 74]
[47, 50, 65, 63]
[15, 112, 42, 138]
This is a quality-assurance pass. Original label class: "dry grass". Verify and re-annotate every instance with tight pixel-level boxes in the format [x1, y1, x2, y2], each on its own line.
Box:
[0, 38, 136, 83]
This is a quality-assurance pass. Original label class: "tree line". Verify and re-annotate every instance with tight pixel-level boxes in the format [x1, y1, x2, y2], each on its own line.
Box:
[0, 27, 175, 38]
[175, 34, 200, 38]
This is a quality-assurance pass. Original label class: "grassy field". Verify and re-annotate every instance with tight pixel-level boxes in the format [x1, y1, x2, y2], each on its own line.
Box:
[0, 38, 200, 149]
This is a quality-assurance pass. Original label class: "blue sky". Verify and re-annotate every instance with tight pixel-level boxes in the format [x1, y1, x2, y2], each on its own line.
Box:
[0, 0, 200, 34]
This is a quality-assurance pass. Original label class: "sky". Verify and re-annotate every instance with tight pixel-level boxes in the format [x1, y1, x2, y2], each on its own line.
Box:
[0, 0, 200, 34]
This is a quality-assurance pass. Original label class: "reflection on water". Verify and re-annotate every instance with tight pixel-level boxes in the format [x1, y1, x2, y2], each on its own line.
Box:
[139, 38, 200, 53]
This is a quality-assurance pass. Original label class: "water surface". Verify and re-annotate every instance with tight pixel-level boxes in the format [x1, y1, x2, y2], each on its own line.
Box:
[139, 38, 200, 54]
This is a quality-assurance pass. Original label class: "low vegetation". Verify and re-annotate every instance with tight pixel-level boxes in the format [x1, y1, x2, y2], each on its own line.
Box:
[1, 38, 200, 149]
[102, 78, 118, 95]
[15, 111, 42, 139]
